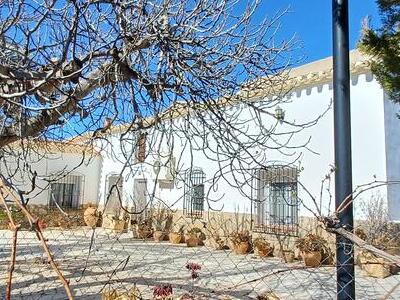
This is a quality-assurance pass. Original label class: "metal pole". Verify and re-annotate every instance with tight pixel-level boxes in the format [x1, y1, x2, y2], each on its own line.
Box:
[332, 0, 355, 299]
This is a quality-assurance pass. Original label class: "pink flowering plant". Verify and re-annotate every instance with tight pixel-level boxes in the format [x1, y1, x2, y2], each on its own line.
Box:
[153, 284, 173, 299]
[186, 262, 201, 279]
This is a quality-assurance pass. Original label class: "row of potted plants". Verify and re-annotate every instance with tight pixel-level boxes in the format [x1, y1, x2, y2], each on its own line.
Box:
[138, 222, 398, 277]
[84, 206, 334, 267]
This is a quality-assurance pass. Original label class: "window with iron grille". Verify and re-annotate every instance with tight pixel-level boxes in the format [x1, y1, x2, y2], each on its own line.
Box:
[49, 175, 83, 209]
[183, 168, 205, 218]
[252, 166, 299, 236]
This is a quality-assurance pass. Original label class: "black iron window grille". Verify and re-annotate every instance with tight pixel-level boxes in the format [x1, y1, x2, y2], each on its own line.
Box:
[183, 168, 206, 218]
[252, 166, 299, 236]
[49, 175, 83, 209]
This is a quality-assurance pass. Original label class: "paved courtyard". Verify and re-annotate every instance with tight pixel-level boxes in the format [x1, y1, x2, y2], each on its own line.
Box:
[0, 228, 399, 299]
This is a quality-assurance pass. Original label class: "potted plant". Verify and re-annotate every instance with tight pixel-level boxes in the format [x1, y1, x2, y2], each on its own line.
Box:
[355, 196, 400, 278]
[101, 210, 126, 233]
[230, 230, 251, 254]
[253, 237, 274, 258]
[111, 215, 126, 233]
[169, 225, 185, 244]
[136, 218, 153, 239]
[153, 230, 164, 242]
[295, 234, 326, 267]
[185, 227, 204, 247]
[204, 215, 229, 250]
[83, 206, 100, 228]
[228, 209, 252, 254]
[152, 204, 173, 242]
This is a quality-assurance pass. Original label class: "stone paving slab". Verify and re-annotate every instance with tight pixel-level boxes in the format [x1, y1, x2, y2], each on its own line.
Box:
[0, 228, 399, 299]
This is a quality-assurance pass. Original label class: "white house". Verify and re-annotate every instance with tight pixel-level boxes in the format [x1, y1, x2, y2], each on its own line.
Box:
[7, 50, 400, 227]
[95, 50, 400, 226]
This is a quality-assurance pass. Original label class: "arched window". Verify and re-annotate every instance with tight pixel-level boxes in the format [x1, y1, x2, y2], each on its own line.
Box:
[183, 168, 206, 218]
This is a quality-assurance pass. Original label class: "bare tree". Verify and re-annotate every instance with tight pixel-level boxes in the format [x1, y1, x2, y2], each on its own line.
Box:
[0, 1, 331, 299]
[0, 0, 326, 214]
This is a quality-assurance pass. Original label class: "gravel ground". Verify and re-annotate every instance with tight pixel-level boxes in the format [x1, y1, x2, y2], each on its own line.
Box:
[0, 228, 399, 300]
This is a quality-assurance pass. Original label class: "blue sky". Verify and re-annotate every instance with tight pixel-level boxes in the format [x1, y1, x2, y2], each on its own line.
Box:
[259, 1, 381, 64]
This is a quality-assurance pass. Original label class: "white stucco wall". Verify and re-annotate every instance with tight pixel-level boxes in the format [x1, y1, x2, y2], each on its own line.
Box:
[1, 151, 102, 206]
[98, 70, 389, 219]
[384, 94, 400, 221]
[287, 73, 387, 217]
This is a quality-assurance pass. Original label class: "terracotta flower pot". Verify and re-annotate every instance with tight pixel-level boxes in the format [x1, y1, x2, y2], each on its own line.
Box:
[257, 246, 273, 258]
[302, 251, 322, 267]
[83, 207, 99, 228]
[234, 241, 250, 254]
[186, 235, 200, 247]
[153, 230, 165, 242]
[169, 232, 183, 244]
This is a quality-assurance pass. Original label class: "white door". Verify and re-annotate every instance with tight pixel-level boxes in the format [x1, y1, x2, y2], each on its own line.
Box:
[134, 179, 147, 219]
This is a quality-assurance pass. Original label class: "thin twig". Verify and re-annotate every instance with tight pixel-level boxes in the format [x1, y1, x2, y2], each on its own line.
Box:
[99, 255, 131, 293]
[0, 180, 74, 299]
[336, 180, 400, 215]
[7, 227, 18, 300]
[76, 227, 96, 282]
[0, 190, 19, 300]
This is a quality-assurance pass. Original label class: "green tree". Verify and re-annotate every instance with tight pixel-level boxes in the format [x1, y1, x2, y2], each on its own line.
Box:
[359, 0, 400, 101]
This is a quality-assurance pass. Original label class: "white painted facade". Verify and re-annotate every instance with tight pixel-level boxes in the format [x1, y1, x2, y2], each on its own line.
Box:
[8, 51, 400, 221]
[1, 148, 102, 207]
[96, 51, 400, 221]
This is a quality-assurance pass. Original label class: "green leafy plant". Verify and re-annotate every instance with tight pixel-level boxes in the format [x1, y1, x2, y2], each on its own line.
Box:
[359, 1, 400, 101]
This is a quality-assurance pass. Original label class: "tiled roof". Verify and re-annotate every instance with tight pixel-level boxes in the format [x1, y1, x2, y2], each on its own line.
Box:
[9, 139, 101, 157]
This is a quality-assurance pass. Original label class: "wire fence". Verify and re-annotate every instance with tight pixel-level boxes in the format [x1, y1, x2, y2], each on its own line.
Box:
[0, 203, 400, 300]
